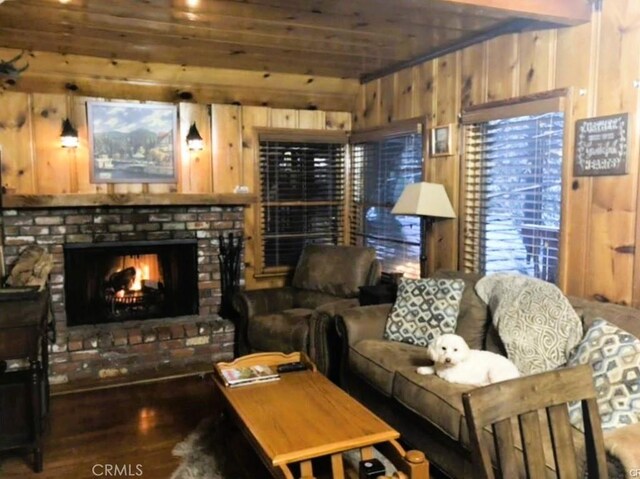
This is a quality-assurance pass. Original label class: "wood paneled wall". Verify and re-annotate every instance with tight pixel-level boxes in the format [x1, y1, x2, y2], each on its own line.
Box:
[0, 48, 358, 111]
[353, 0, 640, 307]
[0, 48, 352, 290]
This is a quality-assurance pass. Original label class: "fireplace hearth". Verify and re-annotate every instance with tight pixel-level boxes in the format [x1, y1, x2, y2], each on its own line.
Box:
[64, 240, 199, 326]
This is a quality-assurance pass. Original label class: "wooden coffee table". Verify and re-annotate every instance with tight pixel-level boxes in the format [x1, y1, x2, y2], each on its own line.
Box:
[214, 352, 429, 479]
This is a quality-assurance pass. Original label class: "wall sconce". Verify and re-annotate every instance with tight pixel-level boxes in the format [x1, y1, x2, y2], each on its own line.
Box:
[186, 122, 204, 151]
[60, 118, 79, 148]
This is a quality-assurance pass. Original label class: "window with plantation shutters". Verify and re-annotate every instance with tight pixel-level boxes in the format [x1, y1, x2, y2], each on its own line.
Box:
[350, 123, 424, 278]
[462, 100, 565, 283]
[258, 132, 346, 272]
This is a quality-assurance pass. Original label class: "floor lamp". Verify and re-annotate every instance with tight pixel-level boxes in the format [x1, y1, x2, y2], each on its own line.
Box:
[391, 182, 456, 278]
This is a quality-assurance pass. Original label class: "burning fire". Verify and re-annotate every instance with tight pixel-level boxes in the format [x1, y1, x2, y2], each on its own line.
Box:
[112, 254, 159, 293]
[130, 264, 150, 291]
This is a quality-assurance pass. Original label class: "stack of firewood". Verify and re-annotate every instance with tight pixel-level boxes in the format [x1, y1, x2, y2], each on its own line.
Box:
[5, 245, 53, 291]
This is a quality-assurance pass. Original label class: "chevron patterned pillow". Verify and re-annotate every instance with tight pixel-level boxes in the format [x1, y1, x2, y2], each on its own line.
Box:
[567, 319, 640, 431]
[384, 278, 465, 347]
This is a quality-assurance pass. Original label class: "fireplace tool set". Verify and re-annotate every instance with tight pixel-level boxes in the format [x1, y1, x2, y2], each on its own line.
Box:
[218, 233, 243, 320]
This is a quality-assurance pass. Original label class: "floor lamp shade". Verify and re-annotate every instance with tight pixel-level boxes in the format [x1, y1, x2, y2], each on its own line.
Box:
[391, 182, 456, 219]
[392, 182, 456, 278]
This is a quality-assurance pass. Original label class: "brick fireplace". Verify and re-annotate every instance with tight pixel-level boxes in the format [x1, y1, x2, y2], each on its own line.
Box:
[0, 205, 243, 385]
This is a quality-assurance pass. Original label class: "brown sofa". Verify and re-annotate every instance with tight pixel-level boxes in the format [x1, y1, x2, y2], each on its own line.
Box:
[336, 271, 640, 478]
[234, 245, 380, 378]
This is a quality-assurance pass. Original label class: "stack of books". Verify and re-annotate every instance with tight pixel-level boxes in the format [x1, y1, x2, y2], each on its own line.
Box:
[218, 364, 280, 388]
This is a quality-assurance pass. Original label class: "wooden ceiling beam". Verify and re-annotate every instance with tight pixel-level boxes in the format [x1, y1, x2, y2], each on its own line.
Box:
[427, 0, 592, 26]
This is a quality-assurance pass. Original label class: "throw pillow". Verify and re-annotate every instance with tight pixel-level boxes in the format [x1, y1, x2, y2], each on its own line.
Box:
[384, 278, 465, 347]
[475, 273, 582, 375]
[567, 319, 640, 431]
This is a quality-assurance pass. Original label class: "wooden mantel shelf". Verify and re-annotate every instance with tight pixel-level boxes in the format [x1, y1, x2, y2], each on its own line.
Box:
[1, 193, 257, 209]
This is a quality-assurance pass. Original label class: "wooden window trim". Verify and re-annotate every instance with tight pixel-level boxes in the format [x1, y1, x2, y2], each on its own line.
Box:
[350, 117, 426, 144]
[459, 89, 573, 287]
[461, 88, 569, 124]
[254, 128, 348, 278]
[349, 117, 428, 278]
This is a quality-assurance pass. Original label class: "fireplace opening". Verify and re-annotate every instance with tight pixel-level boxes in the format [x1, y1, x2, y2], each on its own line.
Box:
[64, 240, 199, 326]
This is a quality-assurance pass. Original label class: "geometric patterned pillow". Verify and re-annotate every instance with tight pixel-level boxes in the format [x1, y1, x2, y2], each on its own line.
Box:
[384, 278, 465, 347]
[567, 319, 640, 431]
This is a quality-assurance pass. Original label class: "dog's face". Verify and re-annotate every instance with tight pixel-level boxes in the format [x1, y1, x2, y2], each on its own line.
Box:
[429, 334, 470, 366]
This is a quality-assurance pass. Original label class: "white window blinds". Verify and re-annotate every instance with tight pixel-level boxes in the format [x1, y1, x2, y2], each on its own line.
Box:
[350, 131, 423, 278]
[463, 111, 564, 282]
[259, 139, 345, 270]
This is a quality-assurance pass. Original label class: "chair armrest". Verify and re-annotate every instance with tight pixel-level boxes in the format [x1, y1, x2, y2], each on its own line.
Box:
[336, 303, 392, 349]
[308, 299, 361, 378]
[232, 287, 295, 355]
[233, 287, 295, 319]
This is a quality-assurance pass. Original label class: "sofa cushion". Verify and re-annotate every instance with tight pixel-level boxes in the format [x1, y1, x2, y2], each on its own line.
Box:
[432, 271, 489, 350]
[247, 308, 312, 353]
[291, 245, 378, 298]
[393, 368, 473, 442]
[567, 318, 640, 431]
[476, 273, 582, 375]
[569, 296, 640, 341]
[384, 278, 465, 347]
[349, 339, 429, 396]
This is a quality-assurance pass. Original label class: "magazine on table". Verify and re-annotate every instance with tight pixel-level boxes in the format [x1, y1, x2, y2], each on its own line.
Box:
[218, 364, 280, 388]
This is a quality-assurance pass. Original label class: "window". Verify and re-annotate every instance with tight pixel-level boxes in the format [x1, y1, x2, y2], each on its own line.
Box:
[350, 122, 424, 278]
[258, 132, 346, 272]
[462, 96, 565, 283]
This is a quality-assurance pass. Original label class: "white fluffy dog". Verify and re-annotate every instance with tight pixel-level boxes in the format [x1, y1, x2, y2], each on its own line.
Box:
[416, 334, 520, 387]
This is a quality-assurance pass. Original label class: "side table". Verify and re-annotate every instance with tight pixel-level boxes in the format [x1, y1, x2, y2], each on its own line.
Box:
[0, 288, 50, 473]
[358, 283, 398, 306]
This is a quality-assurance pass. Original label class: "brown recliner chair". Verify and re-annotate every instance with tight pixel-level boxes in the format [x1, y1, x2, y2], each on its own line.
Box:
[233, 245, 381, 378]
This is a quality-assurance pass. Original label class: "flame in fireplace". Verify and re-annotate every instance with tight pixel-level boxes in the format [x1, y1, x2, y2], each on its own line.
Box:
[109, 254, 161, 293]
[130, 264, 150, 291]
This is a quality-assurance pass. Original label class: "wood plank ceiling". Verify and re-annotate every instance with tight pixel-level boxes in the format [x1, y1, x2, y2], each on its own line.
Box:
[0, 0, 592, 80]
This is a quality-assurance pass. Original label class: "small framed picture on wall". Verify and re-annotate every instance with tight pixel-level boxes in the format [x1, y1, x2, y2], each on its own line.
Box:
[430, 124, 453, 157]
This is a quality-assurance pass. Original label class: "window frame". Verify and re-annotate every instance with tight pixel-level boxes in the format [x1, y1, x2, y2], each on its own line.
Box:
[348, 117, 428, 278]
[254, 127, 348, 277]
[459, 88, 572, 287]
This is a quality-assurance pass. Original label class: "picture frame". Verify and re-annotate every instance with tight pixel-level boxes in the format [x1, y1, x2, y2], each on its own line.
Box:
[430, 124, 453, 157]
[88, 101, 178, 183]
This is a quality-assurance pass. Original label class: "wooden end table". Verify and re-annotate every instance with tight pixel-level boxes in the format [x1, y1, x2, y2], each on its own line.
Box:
[214, 352, 429, 479]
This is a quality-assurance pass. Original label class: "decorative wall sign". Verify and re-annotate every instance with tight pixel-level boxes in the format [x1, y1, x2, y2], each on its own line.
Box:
[574, 113, 628, 177]
[88, 101, 178, 183]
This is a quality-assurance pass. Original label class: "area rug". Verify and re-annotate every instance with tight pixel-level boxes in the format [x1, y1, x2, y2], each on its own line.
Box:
[171, 416, 396, 479]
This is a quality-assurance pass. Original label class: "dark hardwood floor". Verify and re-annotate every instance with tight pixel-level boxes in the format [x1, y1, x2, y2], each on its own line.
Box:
[0, 374, 245, 478]
[0, 375, 447, 479]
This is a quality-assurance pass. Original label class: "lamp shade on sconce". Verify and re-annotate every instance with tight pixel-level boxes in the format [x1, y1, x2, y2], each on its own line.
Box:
[391, 182, 456, 219]
[186, 122, 204, 151]
[60, 118, 79, 148]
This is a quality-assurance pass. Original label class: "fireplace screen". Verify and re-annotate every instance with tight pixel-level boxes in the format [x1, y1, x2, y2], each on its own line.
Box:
[64, 240, 199, 326]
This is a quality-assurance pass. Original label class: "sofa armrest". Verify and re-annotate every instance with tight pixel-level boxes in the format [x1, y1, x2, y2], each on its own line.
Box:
[232, 287, 295, 355]
[308, 299, 361, 377]
[336, 303, 392, 349]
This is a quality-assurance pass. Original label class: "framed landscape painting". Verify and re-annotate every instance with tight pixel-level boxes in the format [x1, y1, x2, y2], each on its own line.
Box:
[88, 101, 178, 183]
